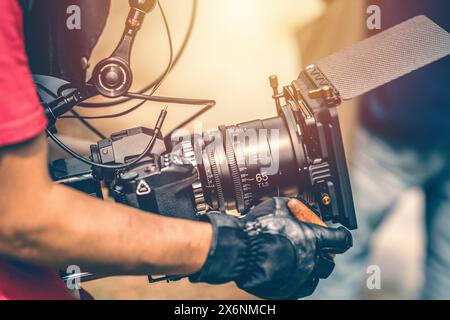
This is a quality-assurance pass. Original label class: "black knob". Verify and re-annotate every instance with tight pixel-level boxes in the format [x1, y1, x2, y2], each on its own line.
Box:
[129, 0, 157, 13]
[92, 57, 133, 98]
[102, 66, 124, 88]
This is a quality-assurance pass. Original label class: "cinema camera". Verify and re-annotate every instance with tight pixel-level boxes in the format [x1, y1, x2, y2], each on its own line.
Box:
[33, 0, 450, 282]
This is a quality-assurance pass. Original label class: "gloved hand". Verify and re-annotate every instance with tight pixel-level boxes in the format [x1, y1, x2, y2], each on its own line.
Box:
[190, 197, 352, 299]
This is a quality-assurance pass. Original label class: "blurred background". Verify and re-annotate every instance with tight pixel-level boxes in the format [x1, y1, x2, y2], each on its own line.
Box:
[56, 0, 427, 299]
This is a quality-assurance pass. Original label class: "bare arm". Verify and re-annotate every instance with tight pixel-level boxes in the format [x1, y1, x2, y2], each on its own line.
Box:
[0, 134, 212, 276]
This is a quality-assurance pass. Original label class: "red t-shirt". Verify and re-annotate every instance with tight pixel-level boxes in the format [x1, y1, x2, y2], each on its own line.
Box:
[0, 0, 75, 300]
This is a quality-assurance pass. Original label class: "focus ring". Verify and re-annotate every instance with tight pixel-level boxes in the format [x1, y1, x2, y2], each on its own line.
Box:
[208, 147, 226, 212]
[181, 140, 208, 215]
[224, 128, 246, 212]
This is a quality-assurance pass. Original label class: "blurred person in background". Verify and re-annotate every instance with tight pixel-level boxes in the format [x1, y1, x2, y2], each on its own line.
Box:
[312, 0, 450, 299]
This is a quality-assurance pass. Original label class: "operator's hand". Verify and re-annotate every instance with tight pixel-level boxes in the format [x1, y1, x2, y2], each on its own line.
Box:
[189, 197, 353, 299]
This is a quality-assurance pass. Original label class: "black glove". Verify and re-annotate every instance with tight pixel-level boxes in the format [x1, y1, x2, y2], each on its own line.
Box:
[190, 197, 352, 299]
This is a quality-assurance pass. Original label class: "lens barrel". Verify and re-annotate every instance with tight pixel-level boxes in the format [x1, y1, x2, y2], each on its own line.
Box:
[187, 112, 308, 213]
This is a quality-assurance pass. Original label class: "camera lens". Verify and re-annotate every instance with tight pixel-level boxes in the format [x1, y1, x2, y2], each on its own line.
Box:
[184, 111, 309, 214]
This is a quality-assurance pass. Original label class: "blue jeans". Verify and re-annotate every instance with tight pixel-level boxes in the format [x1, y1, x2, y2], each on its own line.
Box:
[311, 127, 450, 299]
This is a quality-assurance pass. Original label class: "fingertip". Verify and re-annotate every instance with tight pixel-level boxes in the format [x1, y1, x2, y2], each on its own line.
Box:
[317, 226, 353, 253]
[337, 227, 353, 250]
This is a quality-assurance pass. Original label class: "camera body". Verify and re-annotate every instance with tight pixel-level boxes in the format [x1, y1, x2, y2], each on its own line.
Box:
[50, 66, 357, 230]
[51, 127, 202, 221]
[92, 128, 201, 220]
